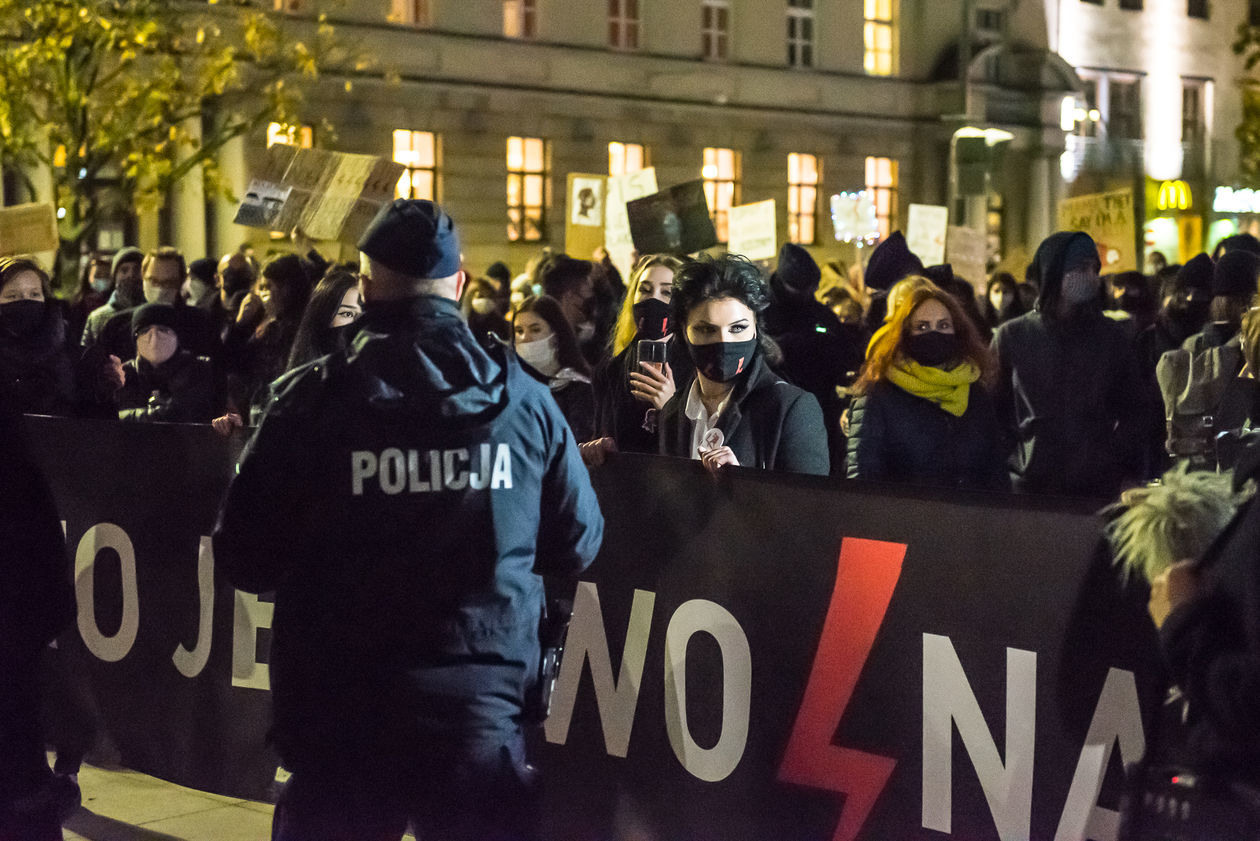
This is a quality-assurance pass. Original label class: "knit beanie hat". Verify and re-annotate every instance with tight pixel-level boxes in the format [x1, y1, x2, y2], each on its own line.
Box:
[1212, 249, 1260, 298]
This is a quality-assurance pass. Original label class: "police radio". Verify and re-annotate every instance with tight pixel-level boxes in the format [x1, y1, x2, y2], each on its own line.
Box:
[524, 596, 573, 724]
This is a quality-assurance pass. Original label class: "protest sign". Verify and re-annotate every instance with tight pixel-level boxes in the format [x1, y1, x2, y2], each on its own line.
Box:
[1057, 188, 1138, 272]
[727, 199, 777, 261]
[566, 173, 607, 259]
[605, 168, 659, 275]
[27, 416, 1162, 841]
[946, 225, 989, 290]
[0, 202, 60, 256]
[626, 180, 718, 255]
[830, 192, 880, 244]
[906, 204, 948, 265]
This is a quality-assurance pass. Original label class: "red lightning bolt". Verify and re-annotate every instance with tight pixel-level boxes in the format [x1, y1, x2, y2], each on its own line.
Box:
[777, 537, 907, 841]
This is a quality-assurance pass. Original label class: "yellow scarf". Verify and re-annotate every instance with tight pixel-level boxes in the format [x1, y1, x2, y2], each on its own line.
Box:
[886, 359, 980, 417]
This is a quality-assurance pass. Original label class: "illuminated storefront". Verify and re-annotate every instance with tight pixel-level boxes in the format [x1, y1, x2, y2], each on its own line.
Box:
[1143, 178, 1201, 265]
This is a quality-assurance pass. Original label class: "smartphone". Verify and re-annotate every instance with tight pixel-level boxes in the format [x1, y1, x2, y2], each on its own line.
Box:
[638, 339, 667, 366]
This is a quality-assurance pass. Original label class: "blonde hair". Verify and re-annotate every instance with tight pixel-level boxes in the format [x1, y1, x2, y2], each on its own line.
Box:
[1241, 305, 1260, 376]
[610, 253, 687, 357]
[1104, 466, 1246, 583]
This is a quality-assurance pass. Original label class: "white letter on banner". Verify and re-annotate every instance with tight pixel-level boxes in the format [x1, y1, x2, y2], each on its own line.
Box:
[544, 582, 655, 756]
[232, 590, 273, 690]
[75, 523, 140, 663]
[922, 634, 1037, 840]
[1054, 668, 1145, 841]
[663, 599, 752, 783]
[172, 537, 215, 679]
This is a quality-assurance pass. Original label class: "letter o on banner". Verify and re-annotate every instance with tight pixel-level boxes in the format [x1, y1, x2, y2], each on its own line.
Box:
[75, 523, 140, 663]
[663, 599, 752, 782]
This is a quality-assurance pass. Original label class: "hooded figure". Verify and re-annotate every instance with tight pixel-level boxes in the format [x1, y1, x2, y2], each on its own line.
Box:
[990, 231, 1151, 497]
[1181, 249, 1260, 353]
[114, 303, 218, 423]
[764, 243, 865, 468]
[861, 231, 925, 333]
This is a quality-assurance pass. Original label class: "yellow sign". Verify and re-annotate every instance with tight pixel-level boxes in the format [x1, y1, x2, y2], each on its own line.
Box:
[1157, 180, 1192, 212]
[1057, 188, 1137, 273]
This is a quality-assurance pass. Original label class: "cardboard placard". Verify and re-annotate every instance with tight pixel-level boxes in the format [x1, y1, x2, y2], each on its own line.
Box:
[830, 192, 880, 244]
[1056, 188, 1138, 273]
[565, 174, 607, 260]
[945, 225, 989, 290]
[605, 168, 659, 275]
[0, 202, 60, 256]
[626, 180, 718, 256]
[727, 199, 777, 261]
[233, 144, 404, 243]
[906, 204, 949, 266]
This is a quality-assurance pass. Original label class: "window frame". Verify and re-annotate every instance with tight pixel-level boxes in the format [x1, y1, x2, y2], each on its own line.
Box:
[701, 0, 730, 61]
[507, 136, 549, 243]
[863, 0, 896, 76]
[702, 147, 741, 243]
[787, 153, 820, 246]
[504, 0, 537, 38]
[786, 0, 815, 69]
[608, 0, 640, 50]
[388, 0, 431, 26]
[864, 156, 898, 242]
[393, 129, 440, 202]
[609, 141, 647, 176]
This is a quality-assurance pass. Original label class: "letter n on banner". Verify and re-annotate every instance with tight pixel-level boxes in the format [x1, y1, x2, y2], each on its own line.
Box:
[777, 538, 907, 841]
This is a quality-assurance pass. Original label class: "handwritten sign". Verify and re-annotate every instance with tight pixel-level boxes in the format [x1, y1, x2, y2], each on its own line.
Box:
[1057, 188, 1137, 272]
[605, 168, 659, 275]
[906, 204, 949, 265]
[727, 199, 777, 261]
[0, 203, 60, 256]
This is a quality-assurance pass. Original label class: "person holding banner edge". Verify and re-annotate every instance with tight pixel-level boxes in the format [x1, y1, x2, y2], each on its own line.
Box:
[213, 198, 603, 841]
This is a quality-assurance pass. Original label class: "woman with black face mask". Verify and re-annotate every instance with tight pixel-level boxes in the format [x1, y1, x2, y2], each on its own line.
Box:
[582, 253, 694, 465]
[0, 258, 78, 416]
[657, 254, 828, 475]
[846, 283, 1009, 490]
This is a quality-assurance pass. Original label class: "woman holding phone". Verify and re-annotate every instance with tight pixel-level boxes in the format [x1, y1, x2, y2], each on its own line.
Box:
[659, 254, 829, 475]
[582, 254, 691, 465]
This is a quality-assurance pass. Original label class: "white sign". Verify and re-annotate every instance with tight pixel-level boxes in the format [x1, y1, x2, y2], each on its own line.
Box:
[830, 192, 879, 243]
[605, 167, 659, 276]
[1214, 186, 1260, 215]
[945, 226, 988, 290]
[907, 204, 949, 266]
[570, 176, 605, 227]
[727, 199, 777, 261]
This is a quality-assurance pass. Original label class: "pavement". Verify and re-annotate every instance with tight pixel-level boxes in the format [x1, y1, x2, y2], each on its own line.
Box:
[57, 760, 418, 841]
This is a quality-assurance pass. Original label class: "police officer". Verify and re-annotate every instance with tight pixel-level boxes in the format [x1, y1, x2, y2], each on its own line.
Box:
[213, 199, 604, 841]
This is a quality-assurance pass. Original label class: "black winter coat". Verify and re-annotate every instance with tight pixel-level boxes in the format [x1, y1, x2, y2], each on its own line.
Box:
[659, 351, 829, 475]
[592, 336, 694, 452]
[116, 351, 218, 423]
[213, 295, 603, 773]
[0, 308, 76, 416]
[846, 380, 1009, 491]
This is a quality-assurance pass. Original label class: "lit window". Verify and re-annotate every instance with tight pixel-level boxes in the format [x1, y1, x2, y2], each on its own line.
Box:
[788, 153, 820, 245]
[864, 156, 898, 241]
[267, 122, 313, 149]
[273, 0, 303, 11]
[786, 0, 814, 68]
[863, 0, 895, 76]
[504, 0, 537, 38]
[609, 142, 646, 176]
[702, 147, 740, 242]
[609, 0, 639, 50]
[702, 0, 730, 60]
[394, 130, 438, 201]
[389, 0, 430, 26]
[507, 136, 548, 242]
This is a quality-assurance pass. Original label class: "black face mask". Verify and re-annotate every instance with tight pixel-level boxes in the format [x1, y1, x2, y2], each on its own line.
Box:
[0, 299, 46, 340]
[1165, 301, 1209, 336]
[904, 330, 960, 369]
[633, 298, 672, 340]
[688, 337, 757, 383]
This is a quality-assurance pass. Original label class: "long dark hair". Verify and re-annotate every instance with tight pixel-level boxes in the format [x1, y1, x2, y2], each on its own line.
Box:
[513, 294, 590, 378]
[286, 269, 360, 370]
[669, 253, 782, 366]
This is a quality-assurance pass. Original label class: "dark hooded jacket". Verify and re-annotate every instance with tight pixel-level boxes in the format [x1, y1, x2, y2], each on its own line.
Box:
[212, 295, 603, 774]
[0, 302, 77, 416]
[116, 351, 218, 424]
[862, 231, 925, 334]
[990, 232, 1149, 498]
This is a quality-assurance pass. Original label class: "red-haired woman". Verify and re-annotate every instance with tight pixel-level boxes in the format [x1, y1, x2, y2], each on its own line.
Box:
[846, 282, 1009, 490]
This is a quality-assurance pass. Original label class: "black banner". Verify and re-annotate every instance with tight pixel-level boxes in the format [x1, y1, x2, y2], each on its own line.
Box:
[26, 415, 1162, 841]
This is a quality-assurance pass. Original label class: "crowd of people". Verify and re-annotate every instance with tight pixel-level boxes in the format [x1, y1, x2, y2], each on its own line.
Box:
[6, 223, 1260, 498]
[5, 207, 1260, 838]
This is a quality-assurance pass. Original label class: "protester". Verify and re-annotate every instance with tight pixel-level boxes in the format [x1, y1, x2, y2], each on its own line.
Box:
[1183, 248, 1259, 353]
[81, 247, 143, 349]
[764, 243, 865, 469]
[1136, 255, 1213, 373]
[1104, 270, 1157, 337]
[461, 275, 510, 342]
[819, 283, 864, 328]
[224, 253, 312, 422]
[537, 254, 601, 363]
[212, 252, 256, 338]
[67, 253, 113, 345]
[513, 294, 595, 440]
[927, 264, 991, 343]
[113, 304, 217, 423]
[285, 269, 364, 371]
[658, 254, 828, 475]
[846, 283, 1008, 490]
[982, 272, 1025, 330]
[1158, 440, 1260, 779]
[583, 254, 692, 466]
[0, 254, 119, 416]
[861, 231, 924, 334]
[213, 198, 603, 841]
[0, 403, 76, 841]
[182, 257, 218, 310]
[94, 248, 218, 365]
[991, 231, 1149, 497]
